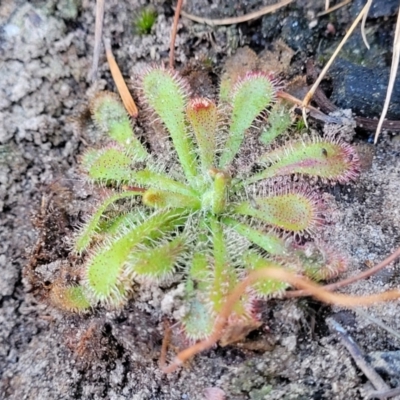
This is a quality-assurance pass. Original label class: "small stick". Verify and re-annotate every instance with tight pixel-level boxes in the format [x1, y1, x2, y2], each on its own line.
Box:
[89, 0, 105, 82]
[286, 247, 400, 298]
[328, 319, 390, 393]
[161, 267, 400, 373]
[169, 0, 184, 69]
[104, 39, 138, 118]
[179, 0, 292, 26]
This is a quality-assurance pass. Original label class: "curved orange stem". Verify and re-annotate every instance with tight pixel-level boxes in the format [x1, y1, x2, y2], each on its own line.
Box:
[161, 266, 400, 373]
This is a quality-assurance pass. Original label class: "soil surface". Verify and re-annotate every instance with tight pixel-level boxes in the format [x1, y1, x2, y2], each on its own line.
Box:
[1, 0, 400, 399]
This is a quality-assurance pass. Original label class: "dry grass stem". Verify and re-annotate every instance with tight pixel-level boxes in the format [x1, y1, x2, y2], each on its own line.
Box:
[179, 0, 293, 26]
[161, 266, 400, 373]
[317, 0, 352, 17]
[302, 0, 372, 124]
[104, 39, 138, 118]
[328, 319, 390, 393]
[375, 8, 400, 143]
[89, 0, 105, 82]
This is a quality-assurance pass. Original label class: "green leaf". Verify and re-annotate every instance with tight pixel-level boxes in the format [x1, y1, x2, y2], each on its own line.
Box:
[211, 170, 229, 214]
[132, 169, 197, 197]
[186, 98, 217, 171]
[219, 72, 275, 168]
[97, 210, 143, 237]
[142, 188, 201, 210]
[248, 139, 359, 184]
[128, 236, 186, 282]
[243, 251, 288, 298]
[75, 191, 143, 253]
[82, 148, 133, 183]
[182, 297, 215, 340]
[188, 252, 210, 282]
[235, 189, 320, 232]
[84, 209, 183, 304]
[141, 68, 198, 182]
[260, 103, 292, 145]
[209, 217, 245, 316]
[91, 92, 148, 160]
[222, 217, 288, 255]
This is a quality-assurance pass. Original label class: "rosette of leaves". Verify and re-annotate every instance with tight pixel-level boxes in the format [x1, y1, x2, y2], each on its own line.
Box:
[55, 67, 359, 340]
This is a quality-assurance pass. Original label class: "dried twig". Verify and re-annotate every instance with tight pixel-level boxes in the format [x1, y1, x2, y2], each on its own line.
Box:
[89, 0, 105, 82]
[104, 39, 138, 118]
[179, 0, 292, 26]
[328, 319, 390, 393]
[161, 267, 400, 373]
[375, 8, 400, 143]
[286, 247, 400, 299]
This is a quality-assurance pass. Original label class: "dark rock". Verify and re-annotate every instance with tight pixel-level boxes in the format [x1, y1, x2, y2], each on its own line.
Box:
[261, 12, 282, 41]
[278, 13, 316, 53]
[351, 0, 398, 19]
[329, 58, 400, 119]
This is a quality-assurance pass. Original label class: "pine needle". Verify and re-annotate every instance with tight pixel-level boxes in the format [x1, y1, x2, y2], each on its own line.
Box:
[179, 0, 293, 26]
[104, 39, 138, 118]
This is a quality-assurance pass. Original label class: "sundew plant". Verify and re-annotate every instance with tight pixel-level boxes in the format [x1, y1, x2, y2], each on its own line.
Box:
[53, 66, 359, 340]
